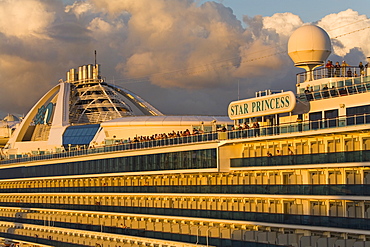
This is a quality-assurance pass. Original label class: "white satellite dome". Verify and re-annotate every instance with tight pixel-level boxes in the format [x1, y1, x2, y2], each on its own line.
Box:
[288, 25, 331, 68]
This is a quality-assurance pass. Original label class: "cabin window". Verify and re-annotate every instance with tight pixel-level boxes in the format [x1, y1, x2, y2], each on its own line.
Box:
[347, 105, 370, 116]
[324, 109, 338, 127]
[309, 112, 322, 130]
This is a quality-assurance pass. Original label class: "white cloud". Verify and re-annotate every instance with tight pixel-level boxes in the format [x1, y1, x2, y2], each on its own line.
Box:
[0, 0, 54, 38]
[65, 1, 94, 18]
[263, 12, 303, 38]
[88, 17, 114, 33]
[318, 9, 370, 58]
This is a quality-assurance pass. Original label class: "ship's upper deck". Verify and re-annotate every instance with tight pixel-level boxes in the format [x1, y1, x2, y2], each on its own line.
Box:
[2, 66, 370, 164]
[296, 65, 365, 84]
[296, 67, 370, 102]
[1, 104, 370, 165]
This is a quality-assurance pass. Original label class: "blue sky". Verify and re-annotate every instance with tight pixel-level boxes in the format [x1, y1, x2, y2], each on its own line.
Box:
[200, 0, 369, 23]
[62, 0, 370, 23]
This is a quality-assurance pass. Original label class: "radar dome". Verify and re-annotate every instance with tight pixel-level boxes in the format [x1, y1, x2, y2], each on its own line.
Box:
[3, 114, 20, 122]
[288, 25, 331, 68]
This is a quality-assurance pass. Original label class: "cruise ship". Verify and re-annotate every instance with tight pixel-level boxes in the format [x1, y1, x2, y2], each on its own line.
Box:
[0, 24, 370, 247]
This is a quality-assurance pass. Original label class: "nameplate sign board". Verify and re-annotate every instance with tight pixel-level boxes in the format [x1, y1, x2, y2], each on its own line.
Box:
[228, 91, 296, 120]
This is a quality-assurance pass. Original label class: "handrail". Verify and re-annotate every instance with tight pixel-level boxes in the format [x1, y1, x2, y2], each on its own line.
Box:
[296, 66, 367, 84]
[0, 133, 219, 165]
[1, 112, 370, 165]
[298, 75, 370, 102]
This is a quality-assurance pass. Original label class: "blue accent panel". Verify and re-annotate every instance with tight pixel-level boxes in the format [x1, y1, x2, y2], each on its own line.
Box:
[34, 102, 54, 125]
[62, 124, 100, 145]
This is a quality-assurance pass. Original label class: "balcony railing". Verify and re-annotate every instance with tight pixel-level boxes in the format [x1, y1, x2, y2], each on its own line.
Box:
[231, 149, 370, 168]
[1, 201, 369, 232]
[228, 112, 370, 139]
[1, 133, 219, 165]
[3, 183, 370, 196]
[2, 112, 370, 165]
[296, 66, 367, 84]
[298, 74, 370, 102]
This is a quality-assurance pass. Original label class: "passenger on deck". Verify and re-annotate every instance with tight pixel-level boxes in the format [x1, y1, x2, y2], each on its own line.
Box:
[347, 68, 352, 77]
[359, 62, 365, 75]
[304, 87, 313, 101]
[322, 85, 329, 98]
[288, 147, 295, 164]
[334, 62, 341, 77]
[252, 122, 260, 136]
[341, 61, 348, 76]
[325, 60, 334, 77]
[330, 86, 337, 97]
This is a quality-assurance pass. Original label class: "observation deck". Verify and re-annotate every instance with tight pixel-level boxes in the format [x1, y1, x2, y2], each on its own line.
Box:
[296, 66, 366, 84]
[297, 72, 370, 102]
[1, 109, 370, 166]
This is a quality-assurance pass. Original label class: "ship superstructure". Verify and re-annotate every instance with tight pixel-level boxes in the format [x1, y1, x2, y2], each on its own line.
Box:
[0, 25, 370, 247]
[67, 64, 134, 124]
[66, 64, 163, 124]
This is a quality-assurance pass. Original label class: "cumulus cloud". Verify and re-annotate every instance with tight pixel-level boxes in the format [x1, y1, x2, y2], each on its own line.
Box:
[0, 0, 369, 117]
[263, 13, 303, 38]
[65, 1, 94, 18]
[87, 0, 293, 90]
[0, 0, 58, 115]
[0, 0, 54, 38]
[318, 9, 370, 61]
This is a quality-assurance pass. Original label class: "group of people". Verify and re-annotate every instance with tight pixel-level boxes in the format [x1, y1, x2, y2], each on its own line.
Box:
[267, 148, 295, 164]
[267, 148, 294, 157]
[325, 60, 368, 78]
[231, 121, 260, 131]
[122, 121, 262, 144]
[304, 84, 339, 101]
[231, 121, 261, 137]
[126, 128, 205, 143]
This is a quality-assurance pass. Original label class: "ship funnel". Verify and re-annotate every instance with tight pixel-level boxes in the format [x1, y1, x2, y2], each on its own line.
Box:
[66, 64, 101, 84]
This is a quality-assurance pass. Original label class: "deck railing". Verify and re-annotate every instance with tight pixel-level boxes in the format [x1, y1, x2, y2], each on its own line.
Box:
[298, 75, 370, 102]
[1, 111, 370, 165]
[0, 133, 219, 165]
[228, 113, 370, 139]
[296, 66, 367, 84]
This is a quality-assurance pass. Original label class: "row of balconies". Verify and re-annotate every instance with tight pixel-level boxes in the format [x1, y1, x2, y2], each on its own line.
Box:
[0, 208, 369, 247]
[0, 219, 200, 247]
[1, 194, 370, 219]
[0, 168, 369, 190]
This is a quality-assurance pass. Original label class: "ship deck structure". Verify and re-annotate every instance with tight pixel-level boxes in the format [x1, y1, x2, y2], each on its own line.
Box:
[0, 25, 370, 247]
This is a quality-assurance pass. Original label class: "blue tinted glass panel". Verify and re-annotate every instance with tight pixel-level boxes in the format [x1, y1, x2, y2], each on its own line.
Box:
[63, 124, 100, 146]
